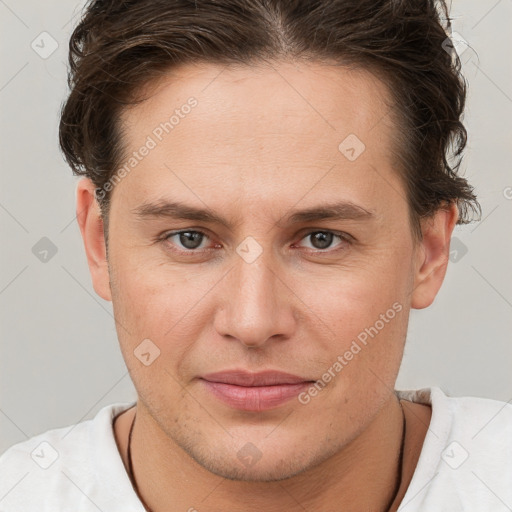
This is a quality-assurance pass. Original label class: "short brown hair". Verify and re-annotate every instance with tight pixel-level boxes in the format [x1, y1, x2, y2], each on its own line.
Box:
[59, 0, 480, 237]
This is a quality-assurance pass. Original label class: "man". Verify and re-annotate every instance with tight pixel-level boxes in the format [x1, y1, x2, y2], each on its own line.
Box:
[1, 0, 510, 511]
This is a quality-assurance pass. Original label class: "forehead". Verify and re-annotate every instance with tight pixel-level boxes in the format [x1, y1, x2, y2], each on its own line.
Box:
[120, 59, 394, 149]
[115, 60, 403, 217]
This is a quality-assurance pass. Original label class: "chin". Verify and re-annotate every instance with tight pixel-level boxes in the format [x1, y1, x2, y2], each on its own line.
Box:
[194, 454, 313, 482]
[178, 434, 330, 483]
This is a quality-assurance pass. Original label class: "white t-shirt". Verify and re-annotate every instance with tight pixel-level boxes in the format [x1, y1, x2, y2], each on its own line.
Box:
[1, 387, 511, 511]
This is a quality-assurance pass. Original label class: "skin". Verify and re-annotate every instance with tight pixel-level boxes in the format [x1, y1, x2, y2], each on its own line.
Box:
[76, 60, 457, 511]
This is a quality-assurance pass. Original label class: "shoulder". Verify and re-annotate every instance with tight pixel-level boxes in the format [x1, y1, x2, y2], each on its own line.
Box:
[428, 387, 512, 453]
[398, 387, 512, 511]
[434, 388, 512, 474]
[398, 386, 512, 438]
[0, 402, 139, 512]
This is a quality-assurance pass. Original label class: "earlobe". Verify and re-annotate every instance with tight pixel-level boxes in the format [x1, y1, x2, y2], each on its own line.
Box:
[75, 178, 112, 302]
[411, 203, 459, 309]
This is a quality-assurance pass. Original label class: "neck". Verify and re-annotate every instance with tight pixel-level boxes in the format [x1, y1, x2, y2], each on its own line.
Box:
[118, 394, 413, 512]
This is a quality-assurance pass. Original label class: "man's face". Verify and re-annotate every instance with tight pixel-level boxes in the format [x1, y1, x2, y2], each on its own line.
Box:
[88, 61, 432, 480]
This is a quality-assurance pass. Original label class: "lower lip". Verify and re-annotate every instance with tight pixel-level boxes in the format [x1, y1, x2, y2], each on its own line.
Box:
[200, 380, 312, 412]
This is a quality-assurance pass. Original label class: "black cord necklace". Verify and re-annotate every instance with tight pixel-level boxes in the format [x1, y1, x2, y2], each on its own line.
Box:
[386, 398, 407, 512]
[126, 398, 406, 512]
[126, 411, 152, 512]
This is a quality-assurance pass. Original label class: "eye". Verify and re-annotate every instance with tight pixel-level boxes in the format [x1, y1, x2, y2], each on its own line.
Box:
[164, 230, 211, 251]
[160, 229, 352, 255]
[295, 230, 351, 252]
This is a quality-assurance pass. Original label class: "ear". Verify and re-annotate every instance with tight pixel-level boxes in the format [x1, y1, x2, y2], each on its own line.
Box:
[76, 178, 112, 301]
[411, 202, 458, 309]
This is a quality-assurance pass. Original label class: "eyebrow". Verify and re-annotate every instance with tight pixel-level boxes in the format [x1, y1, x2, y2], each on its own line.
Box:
[131, 199, 374, 228]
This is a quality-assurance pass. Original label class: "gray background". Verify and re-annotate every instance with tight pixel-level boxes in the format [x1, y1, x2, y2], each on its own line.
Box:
[1, 0, 511, 454]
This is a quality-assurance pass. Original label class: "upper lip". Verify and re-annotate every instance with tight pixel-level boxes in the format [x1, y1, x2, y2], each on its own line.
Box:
[201, 370, 313, 387]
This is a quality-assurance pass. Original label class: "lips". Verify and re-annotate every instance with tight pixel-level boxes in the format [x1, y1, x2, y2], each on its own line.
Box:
[201, 370, 311, 386]
[200, 370, 314, 412]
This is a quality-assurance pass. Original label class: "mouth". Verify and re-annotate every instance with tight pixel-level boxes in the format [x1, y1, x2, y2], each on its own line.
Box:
[199, 370, 315, 412]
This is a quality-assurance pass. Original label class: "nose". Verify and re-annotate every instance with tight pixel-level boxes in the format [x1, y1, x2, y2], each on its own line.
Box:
[213, 250, 297, 348]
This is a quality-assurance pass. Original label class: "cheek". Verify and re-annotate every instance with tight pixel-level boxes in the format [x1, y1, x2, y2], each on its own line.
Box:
[295, 247, 411, 330]
[287, 245, 412, 395]
[109, 256, 218, 363]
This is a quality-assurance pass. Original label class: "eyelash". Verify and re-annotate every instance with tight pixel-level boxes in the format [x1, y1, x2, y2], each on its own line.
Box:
[160, 229, 353, 255]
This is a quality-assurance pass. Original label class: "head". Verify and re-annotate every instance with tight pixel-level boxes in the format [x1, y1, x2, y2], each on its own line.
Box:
[60, 0, 479, 481]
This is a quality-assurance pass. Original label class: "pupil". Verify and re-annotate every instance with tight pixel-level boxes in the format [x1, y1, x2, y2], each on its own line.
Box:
[311, 232, 332, 249]
[180, 232, 202, 249]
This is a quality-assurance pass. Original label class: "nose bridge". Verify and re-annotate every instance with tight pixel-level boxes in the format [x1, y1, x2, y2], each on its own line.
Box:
[215, 244, 294, 347]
